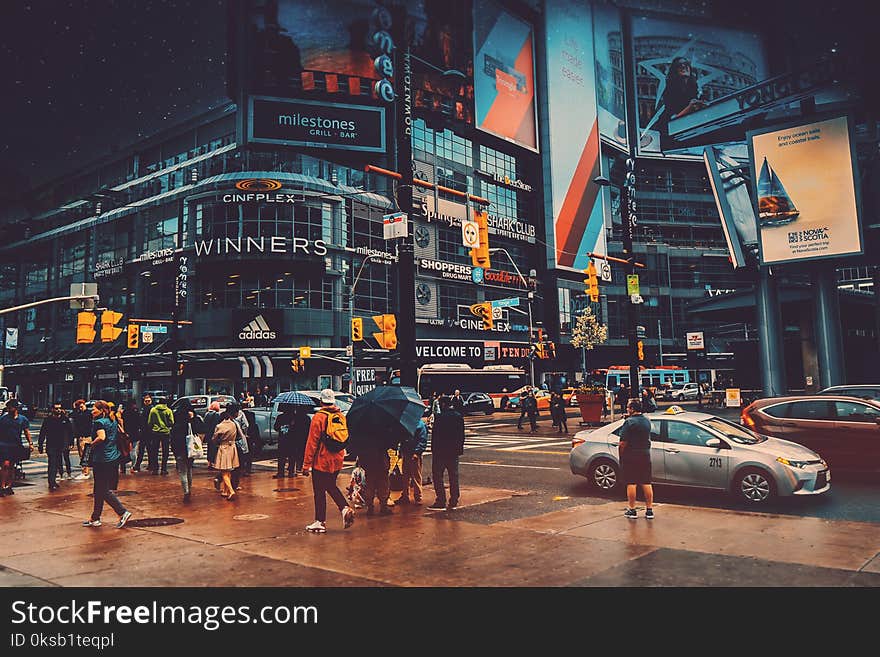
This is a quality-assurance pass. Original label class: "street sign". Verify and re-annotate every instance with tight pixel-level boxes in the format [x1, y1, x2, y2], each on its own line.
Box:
[626, 274, 640, 296]
[345, 344, 353, 357]
[140, 325, 168, 334]
[141, 331, 154, 343]
[461, 218, 480, 249]
[383, 212, 408, 240]
[686, 331, 705, 350]
[69, 283, 98, 309]
[117, 370, 125, 383]
[630, 294, 644, 304]
[65, 373, 74, 382]
[490, 297, 520, 309]
[599, 262, 612, 282]
[353, 367, 377, 397]
[636, 325, 646, 339]
[725, 388, 742, 408]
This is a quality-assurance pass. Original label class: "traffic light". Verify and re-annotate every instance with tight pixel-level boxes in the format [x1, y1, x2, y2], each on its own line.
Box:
[351, 317, 364, 341]
[127, 324, 139, 349]
[535, 342, 546, 359]
[373, 314, 397, 349]
[637, 340, 645, 362]
[469, 302, 493, 330]
[100, 310, 124, 342]
[547, 341, 556, 359]
[291, 358, 305, 373]
[300, 346, 312, 358]
[584, 262, 599, 302]
[178, 363, 185, 376]
[469, 209, 491, 268]
[76, 311, 97, 344]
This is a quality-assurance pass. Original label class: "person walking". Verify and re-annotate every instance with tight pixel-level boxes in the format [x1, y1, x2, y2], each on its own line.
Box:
[147, 396, 174, 475]
[395, 413, 428, 505]
[71, 399, 93, 480]
[82, 401, 132, 529]
[301, 389, 355, 533]
[550, 392, 568, 434]
[56, 404, 74, 480]
[211, 412, 240, 501]
[290, 406, 310, 476]
[640, 388, 658, 413]
[522, 391, 539, 433]
[449, 389, 465, 413]
[358, 441, 392, 516]
[119, 400, 141, 475]
[273, 405, 297, 479]
[170, 399, 205, 503]
[132, 394, 153, 473]
[203, 401, 222, 471]
[619, 399, 655, 520]
[114, 402, 133, 475]
[427, 396, 465, 511]
[38, 402, 73, 491]
[0, 400, 33, 496]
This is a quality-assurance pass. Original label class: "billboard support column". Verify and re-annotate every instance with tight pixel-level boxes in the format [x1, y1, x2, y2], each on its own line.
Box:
[813, 264, 845, 388]
[756, 267, 787, 396]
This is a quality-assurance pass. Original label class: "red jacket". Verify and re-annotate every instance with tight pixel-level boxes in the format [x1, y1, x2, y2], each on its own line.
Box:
[303, 406, 345, 473]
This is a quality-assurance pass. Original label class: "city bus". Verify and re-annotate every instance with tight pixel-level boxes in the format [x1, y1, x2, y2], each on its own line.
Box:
[602, 366, 691, 392]
[415, 363, 528, 407]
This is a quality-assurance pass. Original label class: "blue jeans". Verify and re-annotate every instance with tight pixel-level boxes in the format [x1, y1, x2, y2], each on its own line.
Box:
[432, 454, 460, 506]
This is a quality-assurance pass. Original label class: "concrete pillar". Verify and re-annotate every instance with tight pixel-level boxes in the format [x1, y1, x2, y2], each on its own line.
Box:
[755, 267, 787, 396]
[799, 303, 819, 392]
[813, 265, 846, 388]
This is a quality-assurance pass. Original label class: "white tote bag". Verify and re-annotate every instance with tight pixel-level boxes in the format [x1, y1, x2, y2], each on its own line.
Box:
[186, 423, 204, 459]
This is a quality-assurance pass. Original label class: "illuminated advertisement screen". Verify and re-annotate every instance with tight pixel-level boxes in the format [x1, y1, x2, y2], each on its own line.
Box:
[544, 0, 605, 272]
[407, 0, 475, 126]
[749, 115, 862, 265]
[631, 15, 767, 158]
[473, 0, 538, 152]
[592, 2, 628, 151]
[245, 0, 379, 96]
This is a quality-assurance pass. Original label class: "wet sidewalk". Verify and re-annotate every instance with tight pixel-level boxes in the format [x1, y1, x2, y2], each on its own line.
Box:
[1, 464, 879, 587]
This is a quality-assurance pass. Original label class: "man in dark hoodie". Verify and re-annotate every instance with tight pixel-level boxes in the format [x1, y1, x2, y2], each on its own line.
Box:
[427, 396, 466, 511]
[39, 402, 73, 491]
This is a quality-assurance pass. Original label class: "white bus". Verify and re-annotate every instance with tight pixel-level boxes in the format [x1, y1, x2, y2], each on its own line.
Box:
[415, 363, 528, 407]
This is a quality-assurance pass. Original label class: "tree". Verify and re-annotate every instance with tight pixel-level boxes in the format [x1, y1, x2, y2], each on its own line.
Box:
[571, 307, 608, 351]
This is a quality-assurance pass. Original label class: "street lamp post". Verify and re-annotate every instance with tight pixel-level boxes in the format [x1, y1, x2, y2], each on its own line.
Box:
[489, 247, 535, 388]
[347, 252, 384, 393]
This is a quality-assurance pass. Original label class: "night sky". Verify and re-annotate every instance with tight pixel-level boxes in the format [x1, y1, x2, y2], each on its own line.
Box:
[0, 0, 228, 192]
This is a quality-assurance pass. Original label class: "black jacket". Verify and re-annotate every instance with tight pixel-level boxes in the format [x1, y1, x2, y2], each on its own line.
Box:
[170, 411, 205, 460]
[39, 415, 73, 451]
[431, 410, 465, 457]
[71, 409, 92, 437]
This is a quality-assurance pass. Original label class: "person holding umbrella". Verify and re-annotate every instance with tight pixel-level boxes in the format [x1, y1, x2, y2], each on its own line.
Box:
[302, 389, 355, 533]
[271, 391, 317, 477]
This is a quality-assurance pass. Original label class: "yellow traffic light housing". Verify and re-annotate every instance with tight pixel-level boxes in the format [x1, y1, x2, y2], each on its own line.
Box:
[372, 314, 397, 349]
[76, 311, 97, 344]
[584, 262, 599, 302]
[535, 342, 546, 359]
[469, 209, 491, 269]
[127, 324, 139, 349]
[637, 340, 645, 362]
[547, 341, 556, 359]
[300, 346, 312, 358]
[100, 310, 124, 342]
[351, 317, 363, 342]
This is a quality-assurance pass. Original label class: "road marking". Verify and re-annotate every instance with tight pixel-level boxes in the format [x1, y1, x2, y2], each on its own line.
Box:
[497, 440, 571, 451]
[459, 462, 561, 470]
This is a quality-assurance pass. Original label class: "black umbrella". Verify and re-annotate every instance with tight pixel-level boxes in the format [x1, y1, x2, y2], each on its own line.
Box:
[346, 386, 426, 451]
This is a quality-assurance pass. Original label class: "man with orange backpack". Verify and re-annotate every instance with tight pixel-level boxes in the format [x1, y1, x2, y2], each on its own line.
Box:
[302, 389, 355, 533]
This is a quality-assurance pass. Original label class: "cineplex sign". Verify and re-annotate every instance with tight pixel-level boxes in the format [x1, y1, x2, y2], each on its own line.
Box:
[420, 194, 536, 243]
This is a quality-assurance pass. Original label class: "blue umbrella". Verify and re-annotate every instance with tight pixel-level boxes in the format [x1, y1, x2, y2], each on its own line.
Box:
[273, 391, 315, 406]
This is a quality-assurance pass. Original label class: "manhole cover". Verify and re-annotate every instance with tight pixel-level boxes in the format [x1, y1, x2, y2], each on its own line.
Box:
[126, 517, 184, 527]
[273, 487, 300, 492]
[233, 514, 269, 521]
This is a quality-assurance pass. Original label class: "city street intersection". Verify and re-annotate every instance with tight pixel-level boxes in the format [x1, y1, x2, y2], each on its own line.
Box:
[3, 406, 879, 587]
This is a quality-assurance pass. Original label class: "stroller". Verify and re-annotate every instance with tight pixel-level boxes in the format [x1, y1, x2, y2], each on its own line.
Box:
[346, 461, 367, 509]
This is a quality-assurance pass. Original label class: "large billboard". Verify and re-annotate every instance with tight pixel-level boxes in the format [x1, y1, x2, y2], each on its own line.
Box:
[473, 0, 538, 152]
[631, 15, 768, 158]
[703, 145, 758, 269]
[749, 115, 863, 265]
[592, 2, 628, 151]
[543, 0, 605, 272]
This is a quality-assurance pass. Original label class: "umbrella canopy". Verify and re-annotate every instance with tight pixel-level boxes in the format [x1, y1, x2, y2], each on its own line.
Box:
[346, 386, 426, 451]
[273, 391, 315, 406]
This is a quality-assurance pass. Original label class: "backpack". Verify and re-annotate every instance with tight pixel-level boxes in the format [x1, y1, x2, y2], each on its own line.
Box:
[319, 409, 349, 453]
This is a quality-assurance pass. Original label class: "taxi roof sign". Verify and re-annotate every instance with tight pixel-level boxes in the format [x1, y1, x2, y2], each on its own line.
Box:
[664, 405, 686, 414]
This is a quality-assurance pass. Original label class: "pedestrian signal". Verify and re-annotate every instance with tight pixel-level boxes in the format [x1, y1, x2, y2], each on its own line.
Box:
[351, 317, 363, 342]
[76, 311, 97, 344]
[373, 314, 397, 349]
[100, 310, 124, 342]
[127, 324, 139, 349]
[469, 210, 491, 268]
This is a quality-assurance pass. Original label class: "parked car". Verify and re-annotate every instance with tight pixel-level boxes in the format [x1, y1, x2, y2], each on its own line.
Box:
[249, 391, 352, 452]
[668, 383, 701, 401]
[570, 408, 830, 505]
[817, 385, 880, 402]
[460, 392, 494, 415]
[142, 390, 173, 402]
[741, 395, 880, 470]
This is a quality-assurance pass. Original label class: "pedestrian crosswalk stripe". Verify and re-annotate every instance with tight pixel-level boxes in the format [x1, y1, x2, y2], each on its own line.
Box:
[497, 440, 572, 451]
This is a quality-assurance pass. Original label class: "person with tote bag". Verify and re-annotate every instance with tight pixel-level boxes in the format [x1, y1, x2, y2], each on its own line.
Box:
[170, 399, 204, 503]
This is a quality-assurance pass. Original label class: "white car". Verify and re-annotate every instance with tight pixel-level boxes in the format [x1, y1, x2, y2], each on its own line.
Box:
[569, 408, 830, 504]
[669, 383, 701, 401]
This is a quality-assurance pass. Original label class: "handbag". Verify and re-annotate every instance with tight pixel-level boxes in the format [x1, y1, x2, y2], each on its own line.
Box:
[80, 441, 94, 468]
[186, 423, 204, 459]
[117, 430, 132, 458]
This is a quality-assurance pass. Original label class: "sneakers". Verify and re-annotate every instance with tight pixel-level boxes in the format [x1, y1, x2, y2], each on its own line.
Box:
[624, 508, 638, 520]
[645, 509, 655, 520]
[116, 511, 132, 529]
[306, 520, 326, 533]
[342, 506, 355, 529]
[447, 500, 458, 511]
[83, 519, 102, 527]
[427, 501, 447, 511]
[74, 473, 91, 480]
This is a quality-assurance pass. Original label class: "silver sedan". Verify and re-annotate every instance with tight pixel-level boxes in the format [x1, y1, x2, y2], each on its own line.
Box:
[569, 409, 830, 504]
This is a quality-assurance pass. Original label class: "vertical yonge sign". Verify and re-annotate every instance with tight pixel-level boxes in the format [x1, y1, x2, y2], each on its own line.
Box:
[248, 96, 386, 153]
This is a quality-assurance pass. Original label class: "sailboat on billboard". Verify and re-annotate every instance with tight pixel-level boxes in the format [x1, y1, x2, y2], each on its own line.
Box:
[757, 157, 800, 226]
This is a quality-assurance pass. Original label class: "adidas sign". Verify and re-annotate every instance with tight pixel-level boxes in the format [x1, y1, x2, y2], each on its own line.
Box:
[239, 315, 277, 340]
